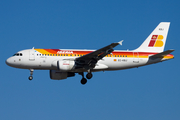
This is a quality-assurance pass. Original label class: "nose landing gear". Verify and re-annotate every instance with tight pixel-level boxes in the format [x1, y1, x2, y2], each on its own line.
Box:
[28, 69, 34, 80]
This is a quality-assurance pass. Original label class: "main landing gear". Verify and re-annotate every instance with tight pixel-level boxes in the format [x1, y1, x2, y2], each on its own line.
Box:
[79, 72, 93, 85]
[28, 69, 34, 80]
[86, 72, 93, 79]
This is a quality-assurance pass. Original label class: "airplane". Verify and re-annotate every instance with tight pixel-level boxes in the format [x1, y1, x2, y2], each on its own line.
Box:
[6, 22, 174, 85]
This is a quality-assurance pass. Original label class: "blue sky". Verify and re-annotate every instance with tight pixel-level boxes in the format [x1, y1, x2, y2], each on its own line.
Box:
[1, 0, 180, 120]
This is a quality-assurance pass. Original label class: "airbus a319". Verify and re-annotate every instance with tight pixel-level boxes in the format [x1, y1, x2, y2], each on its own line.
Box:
[6, 22, 174, 84]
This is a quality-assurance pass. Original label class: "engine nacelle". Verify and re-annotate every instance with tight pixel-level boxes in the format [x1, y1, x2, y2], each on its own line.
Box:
[52, 60, 75, 71]
[58, 60, 75, 71]
[50, 70, 75, 80]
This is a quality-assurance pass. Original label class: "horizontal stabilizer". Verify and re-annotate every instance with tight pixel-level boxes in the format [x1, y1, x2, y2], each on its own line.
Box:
[150, 49, 174, 58]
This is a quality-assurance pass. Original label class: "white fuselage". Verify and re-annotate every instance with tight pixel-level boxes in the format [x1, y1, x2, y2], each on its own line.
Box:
[6, 49, 166, 72]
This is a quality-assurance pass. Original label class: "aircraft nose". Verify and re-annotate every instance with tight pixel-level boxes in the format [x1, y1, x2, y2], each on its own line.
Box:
[6, 57, 13, 67]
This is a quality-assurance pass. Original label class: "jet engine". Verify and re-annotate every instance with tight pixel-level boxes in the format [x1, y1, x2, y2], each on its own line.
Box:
[50, 70, 75, 80]
[52, 60, 75, 71]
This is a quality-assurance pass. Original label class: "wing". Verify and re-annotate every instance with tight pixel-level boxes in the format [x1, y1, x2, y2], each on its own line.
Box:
[75, 40, 123, 70]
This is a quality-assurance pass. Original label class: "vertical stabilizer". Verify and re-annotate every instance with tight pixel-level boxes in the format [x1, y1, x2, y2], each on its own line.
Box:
[135, 22, 170, 52]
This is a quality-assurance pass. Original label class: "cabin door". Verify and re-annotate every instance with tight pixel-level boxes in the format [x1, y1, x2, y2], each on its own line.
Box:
[133, 52, 139, 63]
[29, 50, 35, 61]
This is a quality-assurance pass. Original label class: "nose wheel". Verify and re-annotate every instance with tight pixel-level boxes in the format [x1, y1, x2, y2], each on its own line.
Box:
[28, 69, 34, 80]
[29, 76, 33, 80]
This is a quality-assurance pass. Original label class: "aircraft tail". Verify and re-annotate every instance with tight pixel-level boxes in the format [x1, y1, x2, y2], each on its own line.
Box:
[134, 22, 170, 53]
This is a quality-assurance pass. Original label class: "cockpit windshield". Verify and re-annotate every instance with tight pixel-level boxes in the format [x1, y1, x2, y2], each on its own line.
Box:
[13, 53, 23, 56]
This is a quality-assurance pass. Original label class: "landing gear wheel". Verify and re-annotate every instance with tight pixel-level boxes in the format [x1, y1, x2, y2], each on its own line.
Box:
[86, 73, 93, 79]
[29, 76, 33, 80]
[28, 69, 34, 80]
[81, 78, 87, 85]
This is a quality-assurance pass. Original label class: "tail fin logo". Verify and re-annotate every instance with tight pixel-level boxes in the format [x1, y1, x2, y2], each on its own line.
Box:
[148, 35, 164, 47]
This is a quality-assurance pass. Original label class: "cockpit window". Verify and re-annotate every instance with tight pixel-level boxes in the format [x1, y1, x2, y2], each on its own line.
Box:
[13, 53, 23, 56]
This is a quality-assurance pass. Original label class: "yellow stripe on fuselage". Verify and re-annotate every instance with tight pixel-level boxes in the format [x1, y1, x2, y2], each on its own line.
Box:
[35, 49, 51, 54]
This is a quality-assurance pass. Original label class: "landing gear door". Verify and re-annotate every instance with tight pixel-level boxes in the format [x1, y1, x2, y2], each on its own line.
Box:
[133, 52, 139, 63]
[29, 50, 35, 61]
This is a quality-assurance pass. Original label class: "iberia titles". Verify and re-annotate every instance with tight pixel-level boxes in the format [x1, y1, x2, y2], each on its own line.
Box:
[57, 50, 73, 54]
